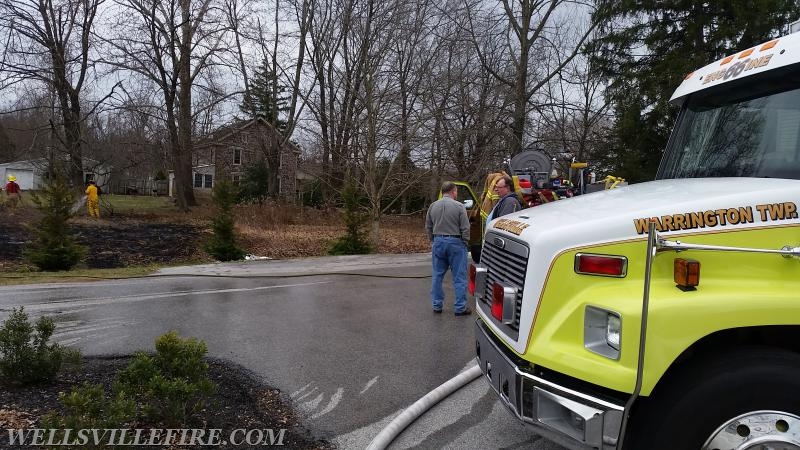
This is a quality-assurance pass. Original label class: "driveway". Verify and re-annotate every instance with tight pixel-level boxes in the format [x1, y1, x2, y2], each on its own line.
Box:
[0, 254, 559, 449]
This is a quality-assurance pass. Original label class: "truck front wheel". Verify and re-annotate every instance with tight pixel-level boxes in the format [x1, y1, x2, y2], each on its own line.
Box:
[629, 347, 800, 449]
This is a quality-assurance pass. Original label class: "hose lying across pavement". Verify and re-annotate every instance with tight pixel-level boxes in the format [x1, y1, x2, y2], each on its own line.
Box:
[365, 362, 483, 450]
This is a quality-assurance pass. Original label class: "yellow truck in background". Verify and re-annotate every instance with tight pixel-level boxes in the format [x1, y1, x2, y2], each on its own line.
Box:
[472, 30, 800, 449]
[454, 152, 622, 263]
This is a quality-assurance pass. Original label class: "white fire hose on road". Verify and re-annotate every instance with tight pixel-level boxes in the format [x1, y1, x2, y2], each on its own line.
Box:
[365, 362, 482, 450]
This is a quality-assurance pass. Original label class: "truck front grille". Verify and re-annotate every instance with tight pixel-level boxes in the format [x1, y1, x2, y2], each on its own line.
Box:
[480, 232, 529, 331]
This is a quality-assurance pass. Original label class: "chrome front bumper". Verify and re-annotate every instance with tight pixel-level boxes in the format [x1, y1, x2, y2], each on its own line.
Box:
[475, 319, 625, 450]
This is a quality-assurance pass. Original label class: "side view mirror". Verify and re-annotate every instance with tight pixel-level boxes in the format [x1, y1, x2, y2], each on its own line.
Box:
[463, 199, 475, 210]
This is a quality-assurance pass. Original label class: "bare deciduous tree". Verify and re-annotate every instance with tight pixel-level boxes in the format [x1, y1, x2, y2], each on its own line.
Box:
[227, 0, 310, 201]
[104, 0, 228, 210]
[466, 0, 598, 155]
[0, 0, 612, 220]
[0, 0, 104, 187]
[533, 52, 611, 178]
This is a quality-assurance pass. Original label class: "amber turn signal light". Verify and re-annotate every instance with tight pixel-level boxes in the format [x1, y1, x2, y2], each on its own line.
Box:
[674, 258, 700, 291]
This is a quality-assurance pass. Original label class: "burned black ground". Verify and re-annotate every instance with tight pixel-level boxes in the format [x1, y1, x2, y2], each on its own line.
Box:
[0, 220, 206, 269]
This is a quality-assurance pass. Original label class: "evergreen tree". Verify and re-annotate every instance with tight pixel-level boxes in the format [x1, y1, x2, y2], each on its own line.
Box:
[204, 181, 246, 261]
[328, 184, 373, 256]
[240, 59, 290, 131]
[589, 1, 800, 182]
[236, 160, 271, 204]
[24, 172, 86, 271]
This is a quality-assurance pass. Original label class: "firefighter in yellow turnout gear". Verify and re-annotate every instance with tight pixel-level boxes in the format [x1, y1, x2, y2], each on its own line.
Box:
[85, 180, 100, 218]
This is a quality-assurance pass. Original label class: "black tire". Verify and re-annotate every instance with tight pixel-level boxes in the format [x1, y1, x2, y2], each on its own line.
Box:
[470, 244, 481, 263]
[628, 347, 800, 449]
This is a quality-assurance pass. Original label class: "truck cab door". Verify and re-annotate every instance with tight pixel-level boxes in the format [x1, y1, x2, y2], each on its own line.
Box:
[451, 181, 483, 261]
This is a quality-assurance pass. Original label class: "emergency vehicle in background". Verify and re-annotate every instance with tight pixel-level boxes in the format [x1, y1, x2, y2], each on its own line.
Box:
[455, 151, 622, 263]
[472, 27, 800, 449]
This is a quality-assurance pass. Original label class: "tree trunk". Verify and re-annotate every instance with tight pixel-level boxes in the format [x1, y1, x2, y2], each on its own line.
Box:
[175, 0, 198, 211]
[65, 103, 84, 188]
[370, 215, 381, 249]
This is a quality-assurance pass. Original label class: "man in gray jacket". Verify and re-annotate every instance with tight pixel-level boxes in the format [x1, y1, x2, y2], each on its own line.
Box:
[486, 175, 522, 223]
[425, 181, 471, 316]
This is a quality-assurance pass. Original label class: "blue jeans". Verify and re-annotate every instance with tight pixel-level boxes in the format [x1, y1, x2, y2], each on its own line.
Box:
[431, 237, 468, 312]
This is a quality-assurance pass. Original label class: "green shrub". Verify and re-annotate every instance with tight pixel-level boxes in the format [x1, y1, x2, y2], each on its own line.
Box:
[329, 183, 373, 255]
[23, 171, 86, 271]
[114, 331, 216, 427]
[300, 179, 324, 208]
[40, 383, 135, 448]
[236, 160, 270, 204]
[204, 181, 246, 261]
[0, 307, 81, 385]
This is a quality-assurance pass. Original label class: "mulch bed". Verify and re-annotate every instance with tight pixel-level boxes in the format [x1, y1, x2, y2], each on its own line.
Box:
[0, 357, 332, 449]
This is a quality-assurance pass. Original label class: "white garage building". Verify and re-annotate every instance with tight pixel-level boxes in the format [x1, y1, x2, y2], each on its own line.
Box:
[0, 158, 111, 190]
[0, 160, 39, 190]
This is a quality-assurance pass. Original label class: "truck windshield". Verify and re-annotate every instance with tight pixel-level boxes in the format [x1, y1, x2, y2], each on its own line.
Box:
[658, 83, 800, 180]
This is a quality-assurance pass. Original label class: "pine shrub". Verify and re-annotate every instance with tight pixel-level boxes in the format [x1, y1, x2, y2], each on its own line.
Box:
[23, 173, 86, 271]
[204, 180, 246, 261]
[40, 383, 136, 448]
[0, 307, 81, 385]
[328, 184, 374, 255]
[114, 331, 216, 427]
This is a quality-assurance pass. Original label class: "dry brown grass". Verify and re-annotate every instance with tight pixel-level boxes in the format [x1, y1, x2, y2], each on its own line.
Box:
[234, 203, 429, 258]
[0, 200, 431, 271]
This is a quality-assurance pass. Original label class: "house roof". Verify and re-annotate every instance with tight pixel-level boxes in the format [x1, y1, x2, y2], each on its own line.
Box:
[0, 159, 41, 170]
[196, 117, 299, 152]
[0, 157, 108, 170]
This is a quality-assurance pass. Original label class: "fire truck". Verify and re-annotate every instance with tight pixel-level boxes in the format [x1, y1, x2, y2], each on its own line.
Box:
[472, 29, 800, 449]
[454, 152, 620, 263]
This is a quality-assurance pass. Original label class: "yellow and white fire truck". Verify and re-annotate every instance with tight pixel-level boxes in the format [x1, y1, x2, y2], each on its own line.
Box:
[473, 30, 800, 449]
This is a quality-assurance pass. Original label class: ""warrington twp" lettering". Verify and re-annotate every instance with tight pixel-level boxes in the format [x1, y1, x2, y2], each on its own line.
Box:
[633, 202, 798, 235]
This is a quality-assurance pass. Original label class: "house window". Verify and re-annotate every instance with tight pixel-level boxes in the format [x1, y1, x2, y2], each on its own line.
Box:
[204, 174, 213, 188]
[194, 173, 203, 188]
[233, 147, 242, 165]
[232, 174, 241, 186]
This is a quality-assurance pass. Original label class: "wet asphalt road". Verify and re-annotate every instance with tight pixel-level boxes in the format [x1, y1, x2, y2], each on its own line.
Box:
[0, 254, 560, 449]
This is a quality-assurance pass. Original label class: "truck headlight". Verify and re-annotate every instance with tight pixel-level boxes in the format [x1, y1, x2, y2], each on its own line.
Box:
[584, 306, 622, 360]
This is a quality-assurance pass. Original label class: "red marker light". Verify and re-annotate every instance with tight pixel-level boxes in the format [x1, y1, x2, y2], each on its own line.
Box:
[468, 264, 477, 295]
[575, 254, 627, 277]
[491, 282, 504, 321]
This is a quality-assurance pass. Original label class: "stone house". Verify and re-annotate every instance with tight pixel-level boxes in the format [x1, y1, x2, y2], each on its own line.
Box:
[194, 118, 300, 202]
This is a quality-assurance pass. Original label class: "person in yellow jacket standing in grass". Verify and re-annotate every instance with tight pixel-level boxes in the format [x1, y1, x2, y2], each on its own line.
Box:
[85, 180, 100, 218]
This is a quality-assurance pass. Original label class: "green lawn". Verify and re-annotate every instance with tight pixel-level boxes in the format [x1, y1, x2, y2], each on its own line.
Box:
[100, 194, 176, 213]
[14, 192, 177, 213]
